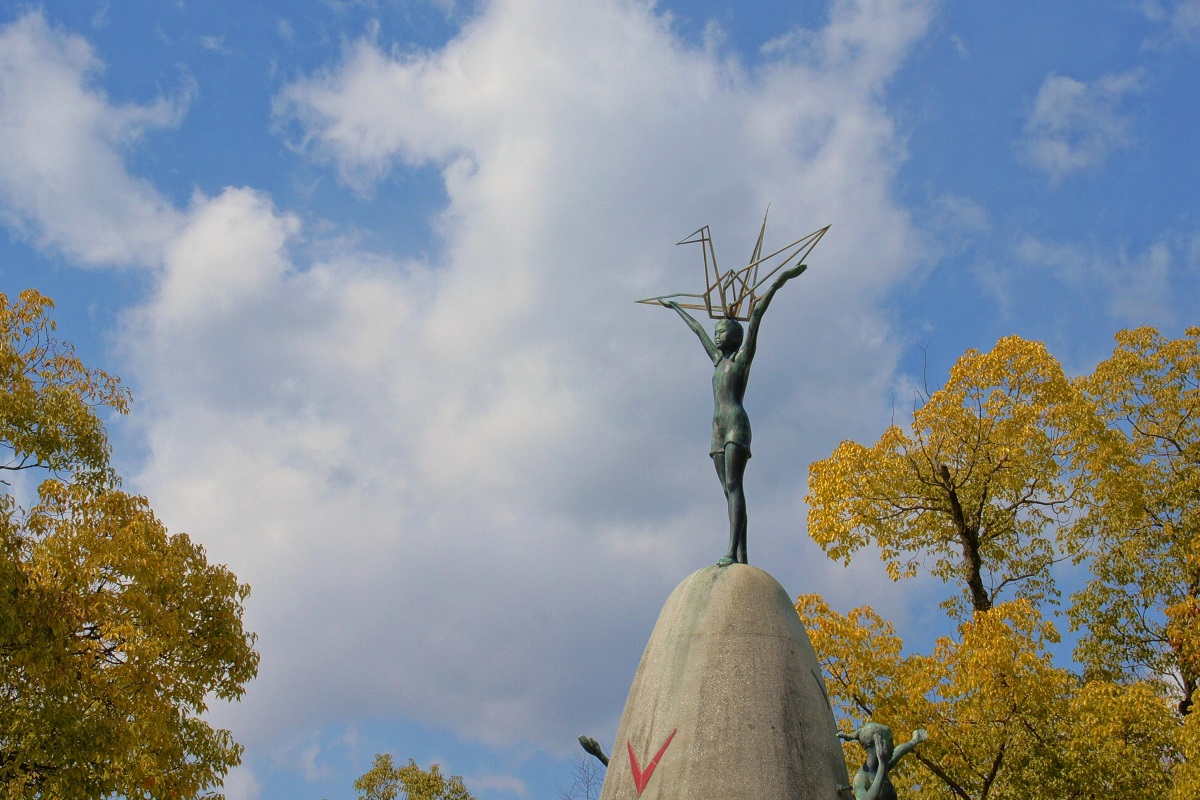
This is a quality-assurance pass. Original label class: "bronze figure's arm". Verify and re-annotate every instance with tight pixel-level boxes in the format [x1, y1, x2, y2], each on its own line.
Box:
[578, 735, 609, 767]
[888, 728, 927, 769]
[738, 262, 807, 364]
[660, 299, 721, 364]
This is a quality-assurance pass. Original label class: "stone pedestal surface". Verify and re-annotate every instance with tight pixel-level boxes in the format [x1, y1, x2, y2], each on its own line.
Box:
[598, 564, 849, 800]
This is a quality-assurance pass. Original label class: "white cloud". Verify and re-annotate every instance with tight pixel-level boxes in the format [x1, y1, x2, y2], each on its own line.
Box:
[1015, 234, 1176, 326]
[1020, 70, 1143, 184]
[1141, 0, 1200, 45]
[0, 12, 187, 266]
[0, 0, 937, 772]
[220, 765, 263, 800]
[923, 192, 991, 261]
[127, 0, 933, 753]
[1166, 0, 1200, 38]
[464, 772, 528, 798]
[158, 189, 301, 322]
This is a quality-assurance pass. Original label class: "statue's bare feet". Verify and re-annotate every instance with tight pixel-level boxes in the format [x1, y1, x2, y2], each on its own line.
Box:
[717, 555, 735, 567]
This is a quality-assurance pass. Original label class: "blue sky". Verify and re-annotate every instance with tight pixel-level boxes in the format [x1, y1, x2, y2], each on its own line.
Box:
[3, 1, 1200, 798]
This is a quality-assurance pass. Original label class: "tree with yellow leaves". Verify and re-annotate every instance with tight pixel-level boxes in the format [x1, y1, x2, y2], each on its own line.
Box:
[0, 290, 259, 799]
[1071, 326, 1200, 717]
[353, 754, 476, 800]
[808, 335, 1106, 619]
[798, 595, 1178, 799]
[1175, 712, 1200, 800]
[803, 333, 1188, 800]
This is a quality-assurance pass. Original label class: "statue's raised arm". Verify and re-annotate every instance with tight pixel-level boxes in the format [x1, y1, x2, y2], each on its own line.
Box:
[659, 300, 721, 364]
[888, 728, 927, 770]
[739, 262, 807, 366]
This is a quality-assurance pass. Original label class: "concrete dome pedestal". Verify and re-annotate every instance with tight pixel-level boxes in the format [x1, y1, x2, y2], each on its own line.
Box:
[598, 564, 850, 800]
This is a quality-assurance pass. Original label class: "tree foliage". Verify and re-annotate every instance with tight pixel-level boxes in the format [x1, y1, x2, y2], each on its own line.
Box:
[353, 754, 475, 800]
[807, 336, 1104, 618]
[1071, 326, 1200, 715]
[802, 330, 1198, 800]
[798, 596, 1178, 800]
[1175, 712, 1200, 800]
[0, 290, 259, 799]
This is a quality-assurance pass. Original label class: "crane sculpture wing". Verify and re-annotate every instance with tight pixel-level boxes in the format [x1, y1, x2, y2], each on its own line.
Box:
[638, 209, 829, 321]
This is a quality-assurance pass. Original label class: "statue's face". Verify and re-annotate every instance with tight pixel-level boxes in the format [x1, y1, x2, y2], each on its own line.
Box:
[714, 319, 741, 351]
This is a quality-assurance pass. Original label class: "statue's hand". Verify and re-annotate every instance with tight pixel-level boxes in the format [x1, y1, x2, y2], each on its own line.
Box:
[659, 299, 680, 309]
[911, 729, 928, 744]
[579, 735, 609, 766]
[780, 263, 808, 281]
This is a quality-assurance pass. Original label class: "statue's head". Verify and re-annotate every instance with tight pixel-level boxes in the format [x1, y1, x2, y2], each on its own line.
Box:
[714, 317, 743, 352]
[855, 722, 895, 764]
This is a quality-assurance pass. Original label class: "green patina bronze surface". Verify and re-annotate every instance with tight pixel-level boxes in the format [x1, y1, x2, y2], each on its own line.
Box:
[838, 722, 927, 800]
[658, 261, 805, 566]
[578, 735, 609, 767]
[643, 212, 823, 566]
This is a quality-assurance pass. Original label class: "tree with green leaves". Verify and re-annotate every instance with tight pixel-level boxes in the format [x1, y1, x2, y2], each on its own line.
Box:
[0, 289, 259, 799]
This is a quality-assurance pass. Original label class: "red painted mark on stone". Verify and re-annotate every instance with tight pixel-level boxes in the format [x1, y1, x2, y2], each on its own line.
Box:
[627, 729, 676, 796]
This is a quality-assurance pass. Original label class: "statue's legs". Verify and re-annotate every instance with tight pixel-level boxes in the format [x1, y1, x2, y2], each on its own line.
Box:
[712, 443, 749, 565]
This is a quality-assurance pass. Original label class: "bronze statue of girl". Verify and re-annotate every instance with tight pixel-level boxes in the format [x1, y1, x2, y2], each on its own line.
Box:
[659, 261, 806, 566]
[838, 722, 927, 800]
